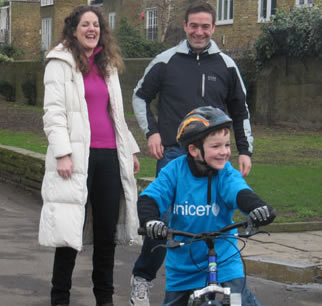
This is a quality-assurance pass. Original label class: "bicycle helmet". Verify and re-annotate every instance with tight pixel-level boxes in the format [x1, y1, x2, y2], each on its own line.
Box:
[176, 106, 232, 148]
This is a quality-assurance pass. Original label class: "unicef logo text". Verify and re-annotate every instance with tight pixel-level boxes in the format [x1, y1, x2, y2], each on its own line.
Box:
[173, 202, 220, 217]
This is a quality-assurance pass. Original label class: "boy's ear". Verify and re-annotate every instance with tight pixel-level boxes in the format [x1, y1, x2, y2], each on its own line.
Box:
[188, 144, 200, 158]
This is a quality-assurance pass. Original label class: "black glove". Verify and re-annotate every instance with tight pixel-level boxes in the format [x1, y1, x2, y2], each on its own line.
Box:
[249, 205, 276, 226]
[145, 220, 168, 240]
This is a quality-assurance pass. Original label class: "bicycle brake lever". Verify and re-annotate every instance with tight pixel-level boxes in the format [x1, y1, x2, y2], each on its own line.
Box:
[151, 240, 183, 252]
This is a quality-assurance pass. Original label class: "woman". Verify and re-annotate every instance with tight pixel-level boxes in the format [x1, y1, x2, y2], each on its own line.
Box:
[38, 6, 140, 306]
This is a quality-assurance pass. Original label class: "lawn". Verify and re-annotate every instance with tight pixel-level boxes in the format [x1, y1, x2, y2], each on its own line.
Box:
[0, 101, 321, 223]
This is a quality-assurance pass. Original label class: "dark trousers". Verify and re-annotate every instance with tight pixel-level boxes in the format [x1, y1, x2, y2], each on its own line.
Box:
[51, 148, 121, 305]
[132, 146, 186, 281]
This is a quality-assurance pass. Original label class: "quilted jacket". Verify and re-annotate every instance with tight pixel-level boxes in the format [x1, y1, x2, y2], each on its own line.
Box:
[38, 44, 141, 251]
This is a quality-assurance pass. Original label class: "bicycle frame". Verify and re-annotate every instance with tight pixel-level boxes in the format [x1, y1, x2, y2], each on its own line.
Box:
[187, 236, 241, 306]
[138, 217, 267, 306]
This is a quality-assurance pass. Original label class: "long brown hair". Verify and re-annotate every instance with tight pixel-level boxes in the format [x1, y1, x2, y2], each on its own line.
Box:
[61, 6, 124, 78]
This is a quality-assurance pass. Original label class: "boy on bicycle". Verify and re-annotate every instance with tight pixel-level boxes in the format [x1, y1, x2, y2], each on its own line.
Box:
[137, 106, 276, 306]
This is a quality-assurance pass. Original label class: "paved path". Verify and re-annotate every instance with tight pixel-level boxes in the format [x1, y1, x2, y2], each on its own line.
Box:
[1, 181, 322, 306]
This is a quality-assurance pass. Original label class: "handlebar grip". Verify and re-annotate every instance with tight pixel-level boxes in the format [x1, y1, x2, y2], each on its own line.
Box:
[138, 227, 146, 236]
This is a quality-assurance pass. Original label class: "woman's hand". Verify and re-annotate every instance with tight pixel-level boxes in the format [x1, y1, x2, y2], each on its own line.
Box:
[133, 154, 140, 175]
[57, 155, 73, 179]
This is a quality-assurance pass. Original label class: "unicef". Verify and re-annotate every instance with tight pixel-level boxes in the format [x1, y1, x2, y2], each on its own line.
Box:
[173, 202, 220, 217]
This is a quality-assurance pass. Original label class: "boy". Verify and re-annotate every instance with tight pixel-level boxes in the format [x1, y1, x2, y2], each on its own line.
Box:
[137, 106, 276, 306]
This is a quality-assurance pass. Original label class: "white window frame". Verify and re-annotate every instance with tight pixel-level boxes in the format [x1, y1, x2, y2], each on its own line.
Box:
[41, 0, 54, 6]
[296, 0, 314, 7]
[146, 7, 158, 40]
[216, 0, 234, 25]
[41, 17, 52, 51]
[108, 12, 116, 30]
[258, 0, 277, 22]
[0, 6, 9, 44]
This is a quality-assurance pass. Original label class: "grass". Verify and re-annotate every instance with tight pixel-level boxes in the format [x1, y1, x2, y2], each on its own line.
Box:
[0, 119, 322, 223]
[0, 129, 48, 154]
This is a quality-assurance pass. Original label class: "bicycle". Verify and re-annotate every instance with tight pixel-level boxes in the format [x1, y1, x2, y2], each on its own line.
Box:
[138, 217, 269, 306]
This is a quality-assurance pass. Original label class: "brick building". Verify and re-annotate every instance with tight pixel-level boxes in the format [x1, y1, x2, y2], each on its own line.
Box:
[2, 0, 40, 60]
[103, 0, 320, 55]
[1, 0, 320, 59]
[213, 0, 319, 55]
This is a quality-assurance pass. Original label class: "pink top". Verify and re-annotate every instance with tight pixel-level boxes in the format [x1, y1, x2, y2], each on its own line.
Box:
[83, 47, 116, 149]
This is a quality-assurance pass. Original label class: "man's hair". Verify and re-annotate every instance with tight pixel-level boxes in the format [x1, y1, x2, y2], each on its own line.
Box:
[184, 1, 216, 24]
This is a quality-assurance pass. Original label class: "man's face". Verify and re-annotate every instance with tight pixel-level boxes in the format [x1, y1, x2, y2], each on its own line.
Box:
[184, 12, 215, 53]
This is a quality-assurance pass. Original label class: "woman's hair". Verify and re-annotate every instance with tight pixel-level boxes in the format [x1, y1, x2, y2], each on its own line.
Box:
[61, 6, 124, 77]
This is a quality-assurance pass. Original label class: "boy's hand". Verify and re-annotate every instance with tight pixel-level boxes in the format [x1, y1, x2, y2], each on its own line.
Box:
[249, 205, 276, 226]
[146, 220, 168, 240]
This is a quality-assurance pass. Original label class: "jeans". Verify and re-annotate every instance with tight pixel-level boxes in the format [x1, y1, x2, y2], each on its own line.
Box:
[132, 145, 186, 281]
[162, 278, 262, 306]
[51, 148, 121, 305]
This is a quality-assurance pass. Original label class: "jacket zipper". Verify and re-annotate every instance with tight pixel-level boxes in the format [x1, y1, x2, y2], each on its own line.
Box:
[202, 73, 205, 98]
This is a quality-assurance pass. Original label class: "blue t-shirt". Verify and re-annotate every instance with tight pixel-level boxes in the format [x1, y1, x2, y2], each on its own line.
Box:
[141, 155, 251, 291]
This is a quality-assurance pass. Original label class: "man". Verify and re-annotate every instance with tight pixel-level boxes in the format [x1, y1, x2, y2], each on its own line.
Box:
[131, 2, 253, 305]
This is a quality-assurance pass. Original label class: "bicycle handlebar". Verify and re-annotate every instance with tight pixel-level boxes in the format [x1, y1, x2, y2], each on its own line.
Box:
[138, 216, 268, 245]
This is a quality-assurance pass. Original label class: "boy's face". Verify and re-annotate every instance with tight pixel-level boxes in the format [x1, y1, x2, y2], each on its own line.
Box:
[190, 129, 231, 170]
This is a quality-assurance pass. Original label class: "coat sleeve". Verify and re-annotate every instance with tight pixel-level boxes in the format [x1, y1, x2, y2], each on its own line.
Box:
[132, 57, 165, 138]
[221, 54, 254, 156]
[43, 60, 72, 158]
[128, 129, 140, 155]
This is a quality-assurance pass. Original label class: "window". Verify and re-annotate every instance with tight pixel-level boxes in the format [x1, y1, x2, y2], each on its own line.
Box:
[0, 6, 9, 43]
[42, 17, 52, 51]
[109, 12, 116, 30]
[216, 0, 234, 25]
[296, 0, 313, 7]
[41, 0, 54, 6]
[146, 7, 158, 40]
[258, 0, 276, 22]
[90, 0, 103, 6]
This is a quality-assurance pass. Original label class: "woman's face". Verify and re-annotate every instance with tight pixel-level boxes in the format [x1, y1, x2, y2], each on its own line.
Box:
[73, 11, 100, 57]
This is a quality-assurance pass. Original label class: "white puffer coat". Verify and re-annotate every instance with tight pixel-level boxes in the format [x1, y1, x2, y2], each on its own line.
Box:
[38, 44, 141, 251]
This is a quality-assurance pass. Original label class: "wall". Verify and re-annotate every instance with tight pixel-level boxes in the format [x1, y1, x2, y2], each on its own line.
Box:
[254, 57, 322, 129]
[0, 145, 45, 192]
[0, 144, 150, 195]
[11, 0, 41, 59]
[1, 57, 322, 130]
[0, 60, 44, 105]
[0, 58, 151, 109]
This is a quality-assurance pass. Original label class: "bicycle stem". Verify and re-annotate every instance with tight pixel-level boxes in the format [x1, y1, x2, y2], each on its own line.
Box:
[206, 238, 218, 285]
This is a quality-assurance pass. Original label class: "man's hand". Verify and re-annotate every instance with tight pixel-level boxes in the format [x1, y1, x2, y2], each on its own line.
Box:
[57, 155, 73, 179]
[238, 154, 252, 177]
[249, 205, 276, 226]
[133, 154, 140, 174]
[145, 220, 168, 240]
[147, 133, 164, 160]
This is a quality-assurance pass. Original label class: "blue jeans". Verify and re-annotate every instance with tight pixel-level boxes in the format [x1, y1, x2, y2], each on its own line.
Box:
[162, 278, 262, 306]
[132, 145, 186, 281]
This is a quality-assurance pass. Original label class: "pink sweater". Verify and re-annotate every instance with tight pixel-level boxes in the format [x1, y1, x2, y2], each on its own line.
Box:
[83, 48, 116, 148]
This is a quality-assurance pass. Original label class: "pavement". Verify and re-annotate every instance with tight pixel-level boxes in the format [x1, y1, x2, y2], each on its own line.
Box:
[240, 228, 322, 285]
[0, 180, 322, 306]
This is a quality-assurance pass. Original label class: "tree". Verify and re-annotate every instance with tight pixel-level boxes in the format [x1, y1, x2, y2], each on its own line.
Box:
[145, 0, 186, 43]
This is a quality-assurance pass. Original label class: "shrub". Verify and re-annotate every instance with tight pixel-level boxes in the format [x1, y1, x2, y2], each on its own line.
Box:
[21, 74, 37, 106]
[255, 6, 322, 70]
[0, 44, 24, 60]
[0, 53, 13, 63]
[116, 17, 169, 58]
[0, 80, 15, 102]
